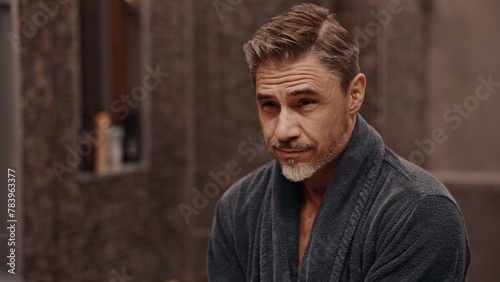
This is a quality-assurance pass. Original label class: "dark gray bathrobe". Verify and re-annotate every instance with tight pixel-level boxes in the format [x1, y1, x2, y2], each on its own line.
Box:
[208, 115, 470, 281]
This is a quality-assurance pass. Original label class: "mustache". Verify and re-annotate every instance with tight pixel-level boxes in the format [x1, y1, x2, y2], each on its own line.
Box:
[270, 140, 315, 150]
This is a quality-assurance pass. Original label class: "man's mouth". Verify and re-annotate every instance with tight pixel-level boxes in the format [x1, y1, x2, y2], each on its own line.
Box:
[274, 148, 308, 158]
[270, 141, 315, 160]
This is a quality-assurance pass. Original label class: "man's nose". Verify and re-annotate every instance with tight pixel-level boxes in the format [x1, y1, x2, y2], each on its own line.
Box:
[274, 108, 301, 142]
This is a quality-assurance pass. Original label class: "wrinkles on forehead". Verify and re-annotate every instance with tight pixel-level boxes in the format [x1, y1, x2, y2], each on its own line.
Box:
[255, 55, 340, 97]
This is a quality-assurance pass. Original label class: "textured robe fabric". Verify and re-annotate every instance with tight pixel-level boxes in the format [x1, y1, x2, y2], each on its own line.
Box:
[208, 115, 470, 281]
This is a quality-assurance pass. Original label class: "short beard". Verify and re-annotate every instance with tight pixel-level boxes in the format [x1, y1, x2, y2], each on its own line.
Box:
[281, 150, 335, 182]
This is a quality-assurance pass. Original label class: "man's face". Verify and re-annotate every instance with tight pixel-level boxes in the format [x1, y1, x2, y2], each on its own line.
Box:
[255, 54, 354, 182]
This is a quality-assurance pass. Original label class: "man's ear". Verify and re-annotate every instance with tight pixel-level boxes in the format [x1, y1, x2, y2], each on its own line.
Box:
[347, 73, 366, 115]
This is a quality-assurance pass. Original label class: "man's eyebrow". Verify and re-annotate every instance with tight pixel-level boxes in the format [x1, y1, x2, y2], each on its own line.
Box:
[256, 89, 318, 100]
[256, 93, 273, 100]
[289, 88, 318, 96]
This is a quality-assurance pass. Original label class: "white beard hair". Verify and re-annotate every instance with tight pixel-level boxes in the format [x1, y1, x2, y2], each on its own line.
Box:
[280, 151, 334, 182]
[281, 164, 317, 182]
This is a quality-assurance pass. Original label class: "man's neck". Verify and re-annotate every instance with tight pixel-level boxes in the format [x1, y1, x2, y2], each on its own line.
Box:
[297, 158, 340, 271]
[301, 159, 339, 208]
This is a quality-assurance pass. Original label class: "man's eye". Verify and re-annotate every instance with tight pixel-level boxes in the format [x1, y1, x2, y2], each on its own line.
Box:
[262, 102, 278, 108]
[299, 99, 313, 106]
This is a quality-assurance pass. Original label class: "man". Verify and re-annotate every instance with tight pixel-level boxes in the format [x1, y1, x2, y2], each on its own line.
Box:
[208, 3, 470, 281]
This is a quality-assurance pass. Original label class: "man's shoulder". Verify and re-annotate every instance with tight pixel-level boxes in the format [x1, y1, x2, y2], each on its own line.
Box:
[379, 148, 455, 204]
[363, 148, 470, 281]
